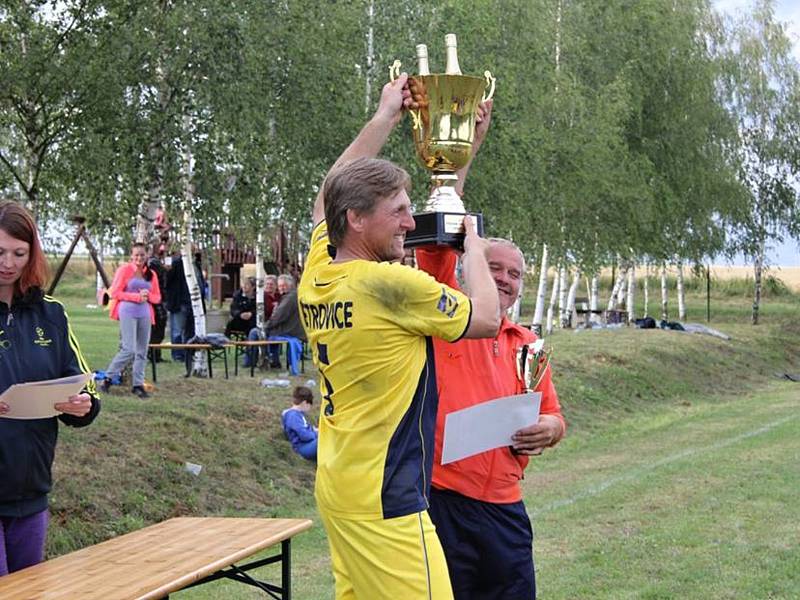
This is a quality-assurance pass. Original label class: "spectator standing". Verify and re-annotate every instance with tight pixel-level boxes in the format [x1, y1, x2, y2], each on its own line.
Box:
[147, 247, 168, 363]
[101, 243, 162, 399]
[164, 249, 205, 361]
[0, 200, 100, 576]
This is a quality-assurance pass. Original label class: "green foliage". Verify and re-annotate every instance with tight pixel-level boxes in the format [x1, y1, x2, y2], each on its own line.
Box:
[718, 0, 800, 258]
[0, 0, 797, 268]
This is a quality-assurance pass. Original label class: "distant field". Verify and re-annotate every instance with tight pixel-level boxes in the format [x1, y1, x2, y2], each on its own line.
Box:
[709, 265, 800, 290]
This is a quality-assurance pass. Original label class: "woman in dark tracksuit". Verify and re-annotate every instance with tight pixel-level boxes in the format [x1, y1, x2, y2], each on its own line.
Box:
[0, 201, 100, 576]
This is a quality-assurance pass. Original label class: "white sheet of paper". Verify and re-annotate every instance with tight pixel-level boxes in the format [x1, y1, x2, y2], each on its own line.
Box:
[441, 392, 541, 465]
[0, 373, 92, 419]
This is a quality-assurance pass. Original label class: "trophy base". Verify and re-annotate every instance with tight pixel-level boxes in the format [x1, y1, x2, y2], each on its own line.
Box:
[404, 212, 484, 249]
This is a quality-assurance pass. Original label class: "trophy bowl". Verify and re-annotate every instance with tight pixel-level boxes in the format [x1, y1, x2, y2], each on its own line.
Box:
[411, 74, 487, 174]
[390, 60, 495, 249]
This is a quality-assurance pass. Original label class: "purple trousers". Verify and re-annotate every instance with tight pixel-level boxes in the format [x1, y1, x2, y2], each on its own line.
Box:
[0, 510, 48, 576]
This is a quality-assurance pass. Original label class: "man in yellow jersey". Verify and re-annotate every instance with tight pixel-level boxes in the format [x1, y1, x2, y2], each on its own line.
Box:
[298, 72, 501, 600]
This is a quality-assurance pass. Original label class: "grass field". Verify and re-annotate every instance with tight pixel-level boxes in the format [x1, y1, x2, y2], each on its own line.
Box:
[42, 263, 800, 599]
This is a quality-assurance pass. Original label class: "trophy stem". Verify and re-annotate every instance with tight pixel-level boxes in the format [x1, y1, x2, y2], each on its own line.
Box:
[425, 173, 466, 213]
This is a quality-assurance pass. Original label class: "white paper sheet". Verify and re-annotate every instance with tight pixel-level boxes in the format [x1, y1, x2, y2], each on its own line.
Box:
[441, 392, 541, 465]
[0, 373, 92, 420]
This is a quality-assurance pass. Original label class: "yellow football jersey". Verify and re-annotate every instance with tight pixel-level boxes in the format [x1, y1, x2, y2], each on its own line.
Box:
[299, 222, 472, 520]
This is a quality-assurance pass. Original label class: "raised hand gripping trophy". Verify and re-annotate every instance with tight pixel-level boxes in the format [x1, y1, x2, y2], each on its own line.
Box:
[390, 34, 496, 248]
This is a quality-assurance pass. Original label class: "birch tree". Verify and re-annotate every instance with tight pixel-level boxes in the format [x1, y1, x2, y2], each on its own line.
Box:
[0, 1, 119, 217]
[676, 261, 686, 320]
[626, 264, 636, 323]
[563, 268, 581, 328]
[545, 265, 561, 336]
[589, 274, 600, 324]
[557, 266, 568, 328]
[531, 243, 548, 335]
[180, 115, 207, 376]
[718, 0, 800, 325]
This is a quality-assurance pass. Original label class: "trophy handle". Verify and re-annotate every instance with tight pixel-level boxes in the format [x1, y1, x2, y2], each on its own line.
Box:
[390, 60, 423, 130]
[389, 60, 402, 82]
[482, 70, 496, 102]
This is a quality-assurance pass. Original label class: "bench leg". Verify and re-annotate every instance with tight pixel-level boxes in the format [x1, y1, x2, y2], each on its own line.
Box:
[282, 538, 291, 600]
[224, 349, 229, 379]
[207, 350, 213, 378]
[150, 353, 158, 383]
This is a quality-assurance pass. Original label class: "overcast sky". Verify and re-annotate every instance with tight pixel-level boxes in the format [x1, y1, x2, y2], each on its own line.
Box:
[712, 1, 800, 266]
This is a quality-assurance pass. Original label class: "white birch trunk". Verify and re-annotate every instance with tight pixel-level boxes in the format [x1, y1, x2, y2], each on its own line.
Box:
[180, 117, 207, 376]
[255, 233, 265, 332]
[364, 0, 375, 115]
[134, 147, 162, 245]
[182, 212, 207, 376]
[557, 266, 568, 328]
[676, 260, 686, 321]
[531, 243, 548, 334]
[617, 274, 627, 309]
[607, 263, 625, 311]
[134, 62, 169, 245]
[545, 264, 561, 336]
[643, 262, 649, 317]
[563, 268, 581, 328]
[660, 263, 668, 320]
[589, 274, 600, 323]
[626, 264, 635, 323]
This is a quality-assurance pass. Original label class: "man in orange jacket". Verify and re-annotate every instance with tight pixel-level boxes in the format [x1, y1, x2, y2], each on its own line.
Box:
[417, 100, 565, 599]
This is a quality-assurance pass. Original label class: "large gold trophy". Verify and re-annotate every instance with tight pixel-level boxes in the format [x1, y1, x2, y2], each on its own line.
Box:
[390, 34, 496, 248]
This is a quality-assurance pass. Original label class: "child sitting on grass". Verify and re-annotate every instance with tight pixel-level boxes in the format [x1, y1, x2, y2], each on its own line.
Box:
[281, 386, 317, 461]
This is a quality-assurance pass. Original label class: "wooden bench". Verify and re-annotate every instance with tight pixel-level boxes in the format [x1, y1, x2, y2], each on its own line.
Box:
[0, 516, 312, 599]
[227, 340, 301, 377]
[147, 343, 229, 382]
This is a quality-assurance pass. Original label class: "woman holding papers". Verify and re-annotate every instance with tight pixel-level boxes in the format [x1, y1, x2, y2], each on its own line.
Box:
[0, 200, 100, 577]
[100, 242, 161, 399]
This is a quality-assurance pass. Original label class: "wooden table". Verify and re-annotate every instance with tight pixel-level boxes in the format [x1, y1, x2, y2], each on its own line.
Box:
[0, 517, 312, 599]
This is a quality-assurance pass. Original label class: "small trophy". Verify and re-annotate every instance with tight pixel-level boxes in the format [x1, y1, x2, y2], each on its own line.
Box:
[390, 34, 496, 248]
[516, 339, 551, 392]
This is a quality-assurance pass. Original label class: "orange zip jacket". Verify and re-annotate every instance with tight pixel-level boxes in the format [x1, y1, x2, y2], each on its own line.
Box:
[108, 262, 162, 325]
[417, 246, 564, 504]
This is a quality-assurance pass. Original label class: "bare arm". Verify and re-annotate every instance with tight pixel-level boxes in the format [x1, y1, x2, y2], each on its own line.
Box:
[461, 216, 500, 338]
[312, 74, 413, 226]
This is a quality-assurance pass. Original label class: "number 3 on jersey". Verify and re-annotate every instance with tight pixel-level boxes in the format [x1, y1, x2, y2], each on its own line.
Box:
[317, 342, 334, 416]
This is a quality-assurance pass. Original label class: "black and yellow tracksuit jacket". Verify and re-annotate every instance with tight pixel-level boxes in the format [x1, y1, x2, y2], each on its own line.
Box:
[0, 288, 100, 518]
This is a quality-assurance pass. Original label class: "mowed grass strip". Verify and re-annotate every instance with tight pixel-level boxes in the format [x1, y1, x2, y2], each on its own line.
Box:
[529, 385, 799, 600]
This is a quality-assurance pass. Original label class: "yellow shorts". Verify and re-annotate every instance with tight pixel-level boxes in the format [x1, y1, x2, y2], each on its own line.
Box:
[320, 509, 454, 600]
